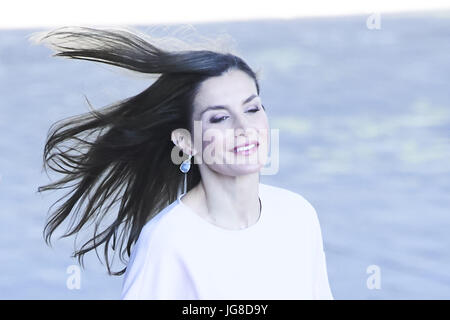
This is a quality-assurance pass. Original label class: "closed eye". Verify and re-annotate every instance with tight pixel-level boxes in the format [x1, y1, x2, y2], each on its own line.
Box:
[247, 107, 260, 113]
[209, 115, 229, 123]
[209, 106, 261, 123]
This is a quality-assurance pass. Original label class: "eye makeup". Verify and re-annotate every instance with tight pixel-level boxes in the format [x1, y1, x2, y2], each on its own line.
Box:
[208, 106, 261, 124]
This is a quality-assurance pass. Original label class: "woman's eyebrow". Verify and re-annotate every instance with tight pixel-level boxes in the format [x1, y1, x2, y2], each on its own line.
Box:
[199, 94, 259, 116]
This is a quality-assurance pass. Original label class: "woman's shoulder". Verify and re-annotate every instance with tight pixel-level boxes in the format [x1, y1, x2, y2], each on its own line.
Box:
[260, 183, 316, 210]
[259, 182, 319, 223]
[121, 200, 190, 299]
[135, 200, 185, 249]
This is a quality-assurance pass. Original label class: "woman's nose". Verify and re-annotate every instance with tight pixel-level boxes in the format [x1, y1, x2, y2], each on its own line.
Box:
[234, 113, 250, 131]
[234, 119, 256, 139]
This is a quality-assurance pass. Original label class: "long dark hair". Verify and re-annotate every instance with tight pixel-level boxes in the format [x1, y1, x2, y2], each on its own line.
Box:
[30, 26, 262, 275]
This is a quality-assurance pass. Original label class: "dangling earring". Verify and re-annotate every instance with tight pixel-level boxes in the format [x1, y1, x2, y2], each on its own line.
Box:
[179, 152, 192, 195]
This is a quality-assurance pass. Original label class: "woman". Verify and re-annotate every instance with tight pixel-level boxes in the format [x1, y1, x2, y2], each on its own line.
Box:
[32, 26, 333, 299]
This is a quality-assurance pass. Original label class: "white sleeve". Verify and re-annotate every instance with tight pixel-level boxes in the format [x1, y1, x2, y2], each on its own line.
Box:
[311, 208, 334, 300]
[120, 226, 198, 300]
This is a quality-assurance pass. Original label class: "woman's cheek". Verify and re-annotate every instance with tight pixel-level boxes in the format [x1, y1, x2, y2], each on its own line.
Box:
[201, 131, 225, 160]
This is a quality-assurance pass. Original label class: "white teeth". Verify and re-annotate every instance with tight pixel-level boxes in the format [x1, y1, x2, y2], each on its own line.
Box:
[236, 144, 256, 152]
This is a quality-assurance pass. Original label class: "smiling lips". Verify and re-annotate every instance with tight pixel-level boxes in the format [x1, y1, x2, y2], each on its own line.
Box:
[233, 141, 259, 155]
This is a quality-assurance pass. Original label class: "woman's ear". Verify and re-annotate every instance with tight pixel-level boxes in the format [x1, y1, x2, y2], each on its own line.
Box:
[171, 128, 196, 156]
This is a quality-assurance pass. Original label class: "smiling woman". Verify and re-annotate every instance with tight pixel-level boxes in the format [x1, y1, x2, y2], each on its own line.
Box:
[31, 25, 333, 300]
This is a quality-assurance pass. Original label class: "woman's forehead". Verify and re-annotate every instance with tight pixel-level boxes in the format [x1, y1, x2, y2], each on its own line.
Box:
[193, 71, 257, 112]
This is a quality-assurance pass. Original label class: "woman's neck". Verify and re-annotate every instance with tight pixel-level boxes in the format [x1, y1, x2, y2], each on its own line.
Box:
[184, 173, 260, 230]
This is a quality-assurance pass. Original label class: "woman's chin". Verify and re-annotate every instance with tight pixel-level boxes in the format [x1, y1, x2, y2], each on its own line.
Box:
[227, 163, 264, 176]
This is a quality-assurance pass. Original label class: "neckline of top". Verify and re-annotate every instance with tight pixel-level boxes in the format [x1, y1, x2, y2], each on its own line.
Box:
[176, 188, 264, 233]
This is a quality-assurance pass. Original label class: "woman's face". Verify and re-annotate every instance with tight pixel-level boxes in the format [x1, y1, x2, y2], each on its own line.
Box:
[190, 68, 270, 176]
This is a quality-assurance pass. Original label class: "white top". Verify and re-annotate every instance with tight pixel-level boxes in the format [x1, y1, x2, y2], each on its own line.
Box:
[120, 183, 334, 300]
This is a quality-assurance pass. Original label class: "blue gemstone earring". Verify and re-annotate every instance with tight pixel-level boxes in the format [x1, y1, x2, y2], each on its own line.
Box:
[179, 153, 192, 195]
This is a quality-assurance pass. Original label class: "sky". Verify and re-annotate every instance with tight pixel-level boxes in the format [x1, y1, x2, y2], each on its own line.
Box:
[1, 0, 450, 29]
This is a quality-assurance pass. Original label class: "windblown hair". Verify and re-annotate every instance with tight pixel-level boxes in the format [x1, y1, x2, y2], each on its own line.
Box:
[30, 25, 262, 275]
